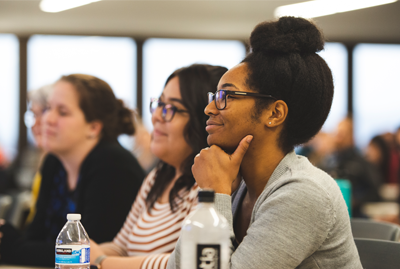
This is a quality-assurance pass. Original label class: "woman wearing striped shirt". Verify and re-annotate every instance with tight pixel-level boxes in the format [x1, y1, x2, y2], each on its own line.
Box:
[90, 64, 228, 269]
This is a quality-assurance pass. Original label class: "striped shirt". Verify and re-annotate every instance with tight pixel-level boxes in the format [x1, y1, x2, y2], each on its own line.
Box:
[113, 169, 199, 269]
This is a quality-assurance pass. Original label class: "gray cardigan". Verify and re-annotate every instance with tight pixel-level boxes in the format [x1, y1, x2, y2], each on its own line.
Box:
[167, 151, 363, 269]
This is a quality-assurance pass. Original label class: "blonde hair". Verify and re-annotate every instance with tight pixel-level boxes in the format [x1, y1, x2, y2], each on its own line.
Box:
[28, 84, 53, 108]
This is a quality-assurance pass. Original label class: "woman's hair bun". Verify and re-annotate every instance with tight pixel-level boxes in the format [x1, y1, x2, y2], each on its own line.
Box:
[115, 99, 135, 136]
[250, 16, 324, 54]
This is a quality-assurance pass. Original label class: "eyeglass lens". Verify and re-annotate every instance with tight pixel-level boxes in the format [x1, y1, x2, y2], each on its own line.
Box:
[208, 92, 214, 106]
[24, 110, 36, 128]
[150, 100, 176, 121]
[208, 90, 227, 110]
[216, 90, 226, 110]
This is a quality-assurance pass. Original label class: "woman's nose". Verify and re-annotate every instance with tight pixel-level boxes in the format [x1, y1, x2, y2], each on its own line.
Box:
[32, 115, 42, 129]
[204, 100, 219, 116]
[43, 108, 56, 125]
[151, 106, 165, 124]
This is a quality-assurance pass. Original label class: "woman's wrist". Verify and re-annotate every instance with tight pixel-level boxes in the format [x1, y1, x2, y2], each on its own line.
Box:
[198, 181, 232, 196]
[94, 254, 108, 269]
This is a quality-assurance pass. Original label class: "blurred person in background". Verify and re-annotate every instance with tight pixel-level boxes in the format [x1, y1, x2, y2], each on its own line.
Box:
[380, 131, 400, 185]
[4, 85, 53, 193]
[297, 131, 335, 167]
[321, 117, 382, 217]
[395, 127, 400, 186]
[0, 146, 7, 169]
[0, 74, 144, 267]
[26, 84, 53, 152]
[395, 126, 400, 152]
[365, 135, 390, 183]
[0, 85, 52, 226]
[0, 145, 9, 193]
[24, 84, 53, 224]
[365, 134, 400, 224]
[131, 115, 158, 174]
[89, 64, 227, 269]
[393, 126, 400, 223]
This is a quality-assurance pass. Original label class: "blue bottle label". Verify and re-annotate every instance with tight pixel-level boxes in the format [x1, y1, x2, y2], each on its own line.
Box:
[55, 245, 90, 264]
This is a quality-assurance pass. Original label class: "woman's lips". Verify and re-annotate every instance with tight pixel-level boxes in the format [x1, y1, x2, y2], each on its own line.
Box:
[44, 129, 56, 137]
[206, 120, 223, 132]
[153, 129, 167, 137]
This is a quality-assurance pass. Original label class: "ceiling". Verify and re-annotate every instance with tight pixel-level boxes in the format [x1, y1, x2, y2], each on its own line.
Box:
[0, 0, 399, 43]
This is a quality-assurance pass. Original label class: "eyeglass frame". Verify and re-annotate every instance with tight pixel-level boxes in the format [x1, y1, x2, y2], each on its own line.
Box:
[149, 98, 189, 122]
[24, 106, 48, 128]
[208, 89, 277, 110]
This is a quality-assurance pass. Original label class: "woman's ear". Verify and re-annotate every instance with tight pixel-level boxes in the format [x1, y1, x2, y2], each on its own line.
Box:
[265, 100, 288, 128]
[87, 121, 103, 139]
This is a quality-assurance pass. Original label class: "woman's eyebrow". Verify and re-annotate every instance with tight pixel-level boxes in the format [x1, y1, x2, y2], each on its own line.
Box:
[57, 104, 70, 110]
[220, 83, 239, 89]
[168, 98, 184, 105]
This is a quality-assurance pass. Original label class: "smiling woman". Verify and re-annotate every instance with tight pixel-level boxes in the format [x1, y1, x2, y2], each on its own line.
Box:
[167, 17, 363, 269]
[88, 64, 227, 269]
[0, 74, 144, 267]
[149, 76, 192, 172]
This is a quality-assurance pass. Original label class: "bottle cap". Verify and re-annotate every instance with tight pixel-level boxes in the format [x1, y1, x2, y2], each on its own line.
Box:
[67, 213, 81, 221]
[198, 189, 215, 203]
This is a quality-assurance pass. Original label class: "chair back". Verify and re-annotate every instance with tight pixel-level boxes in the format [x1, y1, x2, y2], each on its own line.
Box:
[0, 194, 12, 219]
[8, 190, 31, 228]
[355, 238, 400, 269]
[351, 218, 400, 241]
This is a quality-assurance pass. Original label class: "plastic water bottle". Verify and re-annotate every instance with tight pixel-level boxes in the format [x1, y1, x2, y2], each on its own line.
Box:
[55, 214, 90, 269]
[181, 190, 231, 269]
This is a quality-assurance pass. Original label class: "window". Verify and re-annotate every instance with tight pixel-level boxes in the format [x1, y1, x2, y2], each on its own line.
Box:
[27, 35, 137, 148]
[0, 34, 19, 161]
[353, 44, 400, 148]
[318, 42, 348, 133]
[142, 38, 246, 130]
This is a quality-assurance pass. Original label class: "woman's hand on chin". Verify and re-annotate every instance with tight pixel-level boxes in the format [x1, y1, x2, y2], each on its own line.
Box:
[192, 135, 253, 195]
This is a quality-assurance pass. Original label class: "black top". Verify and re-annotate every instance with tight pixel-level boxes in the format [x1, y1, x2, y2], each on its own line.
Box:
[43, 165, 78, 242]
[0, 139, 144, 266]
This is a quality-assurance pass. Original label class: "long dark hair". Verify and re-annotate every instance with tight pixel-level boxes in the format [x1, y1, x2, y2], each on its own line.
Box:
[59, 74, 135, 140]
[146, 64, 227, 211]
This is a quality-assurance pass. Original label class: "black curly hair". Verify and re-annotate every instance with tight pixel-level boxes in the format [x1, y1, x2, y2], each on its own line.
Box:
[242, 16, 334, 153]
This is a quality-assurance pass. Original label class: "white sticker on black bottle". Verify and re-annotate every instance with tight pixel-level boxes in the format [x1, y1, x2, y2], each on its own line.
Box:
[196, 244, 220, 269]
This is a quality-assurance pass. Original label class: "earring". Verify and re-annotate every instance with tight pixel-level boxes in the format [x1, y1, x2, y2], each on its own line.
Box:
[268, 122, 272, 125]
